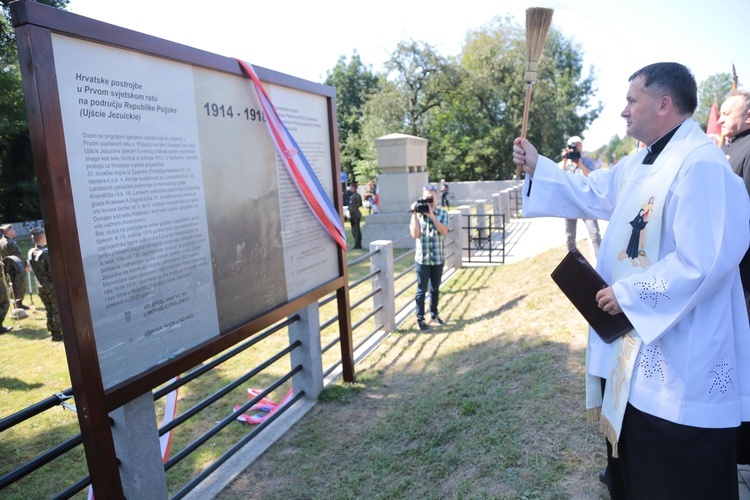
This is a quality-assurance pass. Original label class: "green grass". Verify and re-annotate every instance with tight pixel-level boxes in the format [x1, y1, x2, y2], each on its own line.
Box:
[218, 244, 609, 500]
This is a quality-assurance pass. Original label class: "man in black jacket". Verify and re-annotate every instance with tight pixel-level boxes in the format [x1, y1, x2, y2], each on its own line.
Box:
[718, 88, 750, 466]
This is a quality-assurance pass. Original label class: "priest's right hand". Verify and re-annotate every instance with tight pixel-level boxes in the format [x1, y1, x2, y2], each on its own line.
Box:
[513, 137, 538, 176]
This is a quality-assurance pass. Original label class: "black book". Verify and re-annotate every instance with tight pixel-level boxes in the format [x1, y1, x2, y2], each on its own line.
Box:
[550, 249, 633, 343]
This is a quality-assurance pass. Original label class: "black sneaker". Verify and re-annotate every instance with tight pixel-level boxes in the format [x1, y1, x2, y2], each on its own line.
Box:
[431, 315, 445, 326]
[0, 326, 13, 334]
[18, 305, 30, 310]
[418, 321, 431, 332]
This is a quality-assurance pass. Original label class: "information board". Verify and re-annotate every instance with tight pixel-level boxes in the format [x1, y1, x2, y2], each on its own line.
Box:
[50, 34, 339, 389]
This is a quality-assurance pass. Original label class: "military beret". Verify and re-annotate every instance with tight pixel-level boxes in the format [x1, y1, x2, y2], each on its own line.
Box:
[29, 227, 45, 236]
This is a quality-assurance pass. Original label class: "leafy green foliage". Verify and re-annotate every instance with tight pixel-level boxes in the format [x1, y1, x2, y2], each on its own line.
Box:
[0, 0, 68, 222]
[325, 52, 381, 184]
[349, 18, 601, 182]
[430, 21, 602, 181]
[599, 134, 637, 165]
[383, 40, 461, 139]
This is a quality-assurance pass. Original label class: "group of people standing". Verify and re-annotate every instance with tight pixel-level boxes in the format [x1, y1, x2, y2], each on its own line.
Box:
[0, 224, 60, 341]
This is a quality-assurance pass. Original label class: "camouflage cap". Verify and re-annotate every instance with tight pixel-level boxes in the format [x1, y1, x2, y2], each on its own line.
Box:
[29, 227, 45, 236]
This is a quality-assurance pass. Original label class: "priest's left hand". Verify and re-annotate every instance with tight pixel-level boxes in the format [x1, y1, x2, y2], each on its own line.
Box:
[596, 286, 623, 315]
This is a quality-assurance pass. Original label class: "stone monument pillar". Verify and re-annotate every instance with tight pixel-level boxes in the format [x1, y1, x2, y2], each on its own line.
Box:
[362, 133, 429, 249]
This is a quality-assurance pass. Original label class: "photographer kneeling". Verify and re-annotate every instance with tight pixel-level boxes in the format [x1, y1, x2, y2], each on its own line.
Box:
[410, 184, 449, 332]
[560, 135, 601, 257]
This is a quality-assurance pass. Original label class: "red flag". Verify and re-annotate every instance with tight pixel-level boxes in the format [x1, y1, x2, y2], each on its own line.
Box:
[707, 101, 721, 146]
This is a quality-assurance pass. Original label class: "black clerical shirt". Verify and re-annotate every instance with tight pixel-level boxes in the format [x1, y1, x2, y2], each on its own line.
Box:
[642, 123, 682, 165]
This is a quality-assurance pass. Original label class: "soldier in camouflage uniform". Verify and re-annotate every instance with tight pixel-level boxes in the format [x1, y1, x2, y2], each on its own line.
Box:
[28, 227, 61, 341]
[0, 260, 12, 334]
[0, 223, 28, 309]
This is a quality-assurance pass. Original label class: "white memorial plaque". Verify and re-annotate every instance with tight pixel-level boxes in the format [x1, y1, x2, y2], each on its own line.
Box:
[50, 34, 339, 389]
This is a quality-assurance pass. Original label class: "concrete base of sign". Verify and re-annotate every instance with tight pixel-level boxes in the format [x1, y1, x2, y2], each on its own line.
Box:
[110, 392, 169, 499]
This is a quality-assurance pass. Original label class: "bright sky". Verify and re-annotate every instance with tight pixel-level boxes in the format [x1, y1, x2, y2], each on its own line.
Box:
[68, 0, 750, 151]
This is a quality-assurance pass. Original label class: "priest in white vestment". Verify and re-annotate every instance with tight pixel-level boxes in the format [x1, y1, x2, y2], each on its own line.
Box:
[513, 62, 750, 498]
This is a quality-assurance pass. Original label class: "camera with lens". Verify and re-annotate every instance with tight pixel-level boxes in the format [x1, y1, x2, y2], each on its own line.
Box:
[415, 197, 433, 214]
[564, 144, 581, 162]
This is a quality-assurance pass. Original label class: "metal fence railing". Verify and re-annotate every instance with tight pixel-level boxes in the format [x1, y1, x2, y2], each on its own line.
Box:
[1, 216, 464, 498]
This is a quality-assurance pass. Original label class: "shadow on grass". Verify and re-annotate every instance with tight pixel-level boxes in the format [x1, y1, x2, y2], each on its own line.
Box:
[6, 324, 51, 341]
[0, 377, 43, 391]
[472, 294, 526, 321]
[219, 329, 605, 499]
[384, 267, 527, 378]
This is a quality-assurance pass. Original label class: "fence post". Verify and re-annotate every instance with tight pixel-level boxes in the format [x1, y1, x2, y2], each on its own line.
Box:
[447, 210, 462, 269]
[510, 185, 522, 216]
[109, 393, 169, 499]
[500, 189, 511, 221]
[476, 199, 487, 235]
[457, 205, 471, 261]
[369, 240, 395, 335]
[491, 193, 501, 215]
[288, 302, 323, 400]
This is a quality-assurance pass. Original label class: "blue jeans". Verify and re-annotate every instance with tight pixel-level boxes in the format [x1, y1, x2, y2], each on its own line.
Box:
[415, 262, 444, 322]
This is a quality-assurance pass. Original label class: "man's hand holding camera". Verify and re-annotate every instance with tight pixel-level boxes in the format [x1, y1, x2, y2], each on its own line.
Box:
[560, 141, 593, 177]
[561, 144, 582, 164]
[410, 189, 448, 238]
[412, 197, 435, 218]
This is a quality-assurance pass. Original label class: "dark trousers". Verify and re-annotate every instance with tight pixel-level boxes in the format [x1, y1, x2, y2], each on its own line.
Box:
[415, 262, 443, 322]
[603, 402, 738, 499]
[740, 246, 750, 465]
[350, 216, 361, 248]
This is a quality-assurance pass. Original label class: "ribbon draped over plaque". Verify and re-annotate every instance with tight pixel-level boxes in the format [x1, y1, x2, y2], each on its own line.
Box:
[237, 59, 347, 250]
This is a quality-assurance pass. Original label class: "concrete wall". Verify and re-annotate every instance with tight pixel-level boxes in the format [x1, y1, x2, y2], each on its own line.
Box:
[440, 180, 522, 207]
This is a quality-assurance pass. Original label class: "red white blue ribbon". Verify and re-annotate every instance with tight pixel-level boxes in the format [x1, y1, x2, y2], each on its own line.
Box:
[234, 387, 293, 425]
[158, 376, 180, 462]
[237, 60, 347, 250]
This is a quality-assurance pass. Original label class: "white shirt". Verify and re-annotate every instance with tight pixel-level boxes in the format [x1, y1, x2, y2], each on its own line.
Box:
[523, 119, 750, 428]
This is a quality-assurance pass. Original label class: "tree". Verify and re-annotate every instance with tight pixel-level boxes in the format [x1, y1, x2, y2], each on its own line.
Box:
[383, 40, 461, 138]
[349, 79, 406, 183]
[324, 52, 380, 183]
[427, 17, 523, 181]
[695, 73, 732, 130]
[428, 18, 601, 180]
[326, 17, 601, 183]
[355, 40, 461, 182]
[0, 0, 68, 222]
